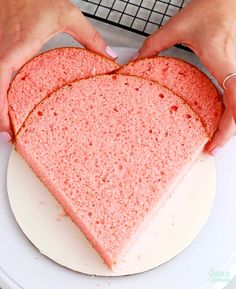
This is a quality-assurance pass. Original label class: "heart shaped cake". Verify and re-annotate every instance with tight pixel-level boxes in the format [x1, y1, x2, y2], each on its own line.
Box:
[8, 48, 222, 270]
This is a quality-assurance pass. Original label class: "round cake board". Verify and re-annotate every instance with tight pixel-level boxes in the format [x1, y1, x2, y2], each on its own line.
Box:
[7, 150, 216, 276]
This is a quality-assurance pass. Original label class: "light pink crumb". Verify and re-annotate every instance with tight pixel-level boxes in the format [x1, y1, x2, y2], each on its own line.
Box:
[16, 74, 208, 269]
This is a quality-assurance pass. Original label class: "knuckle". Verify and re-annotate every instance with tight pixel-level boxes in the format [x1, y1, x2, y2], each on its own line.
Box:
[211, 137, 226, 148]
[216, 130, 232, 145]
[92, 31, 99, 43]
[0, 56, 13, 72]
[61, 4, 80, 27]
[67, 5, 79, 19]
[142, 36, 158, 54]
[144, 36, 154, 50]
[0, 59, 8, 71]
[0, 103, 7, 121]
[88, 30, 103, 46]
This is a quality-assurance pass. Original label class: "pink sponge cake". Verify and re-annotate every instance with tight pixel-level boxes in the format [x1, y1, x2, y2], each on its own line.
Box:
[118, 56, 223, 138]
[16, 74, 208, 269]
[8, 47, 119, 134]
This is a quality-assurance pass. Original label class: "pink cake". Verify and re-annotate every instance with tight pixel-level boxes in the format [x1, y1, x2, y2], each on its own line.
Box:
[118, 56, 223, 138]
[8, 47, 119, 134]
[16, 74, 208, 269]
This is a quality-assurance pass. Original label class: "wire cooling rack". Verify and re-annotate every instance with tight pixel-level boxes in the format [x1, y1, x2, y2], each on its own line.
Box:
[78, 0, 188, 38]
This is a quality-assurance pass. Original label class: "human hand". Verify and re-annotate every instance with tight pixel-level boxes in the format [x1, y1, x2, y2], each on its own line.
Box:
[0, 0, 117, 140]
[134, 0, 236, 155]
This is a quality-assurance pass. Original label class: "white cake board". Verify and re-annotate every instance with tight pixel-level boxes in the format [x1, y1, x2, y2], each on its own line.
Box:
[7, 148, 216, 276]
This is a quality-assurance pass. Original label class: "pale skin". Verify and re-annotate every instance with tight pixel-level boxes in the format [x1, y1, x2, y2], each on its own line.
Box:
[0, 0, 236, 156]
[0, 0, 118, 137]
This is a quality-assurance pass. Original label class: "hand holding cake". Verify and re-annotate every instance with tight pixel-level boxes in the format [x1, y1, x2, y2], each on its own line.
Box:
[135, 0, 236, 155]
[0, 0, 116, 138]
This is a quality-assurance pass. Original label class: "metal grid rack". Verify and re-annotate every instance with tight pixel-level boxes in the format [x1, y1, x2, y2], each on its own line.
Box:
[78, 0, 188, 50]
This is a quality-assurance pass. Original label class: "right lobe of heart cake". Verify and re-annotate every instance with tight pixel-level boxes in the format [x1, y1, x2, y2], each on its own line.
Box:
[118, 56, 224, 138]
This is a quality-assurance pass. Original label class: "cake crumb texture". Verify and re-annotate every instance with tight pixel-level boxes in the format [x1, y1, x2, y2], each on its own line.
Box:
[16, 74, 208, 268]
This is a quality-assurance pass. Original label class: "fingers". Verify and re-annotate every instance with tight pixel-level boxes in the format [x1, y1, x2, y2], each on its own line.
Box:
[133, 17, 185, 60]
[223, 78, 236, 123]
[137, 29, 180, 60]
[0, 102, 11, 139]
[207, 75, 236, 156]
[192, 49, 236, 153]
[207, 108, 236, 155]
[64, 8, 117, 59]
[0, 66, 13, 137]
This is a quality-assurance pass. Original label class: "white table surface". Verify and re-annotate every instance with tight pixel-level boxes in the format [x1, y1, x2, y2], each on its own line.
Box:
[1, 1, 236, 288]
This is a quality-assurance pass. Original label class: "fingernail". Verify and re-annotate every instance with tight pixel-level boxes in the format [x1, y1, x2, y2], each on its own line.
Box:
[0, 132, 11, 142]
[130, 51, 139, 61]
[211, 147, 221, 157]
[105, 46, 118, 59]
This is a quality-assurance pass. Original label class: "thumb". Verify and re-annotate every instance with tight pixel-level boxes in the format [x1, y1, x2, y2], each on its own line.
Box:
[224, 79, 236, 123]
[64, 8, 117, 59]
[134, 19, 184, 60]
[0, 66, 12, 137]
[0, 101, 11, 137]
